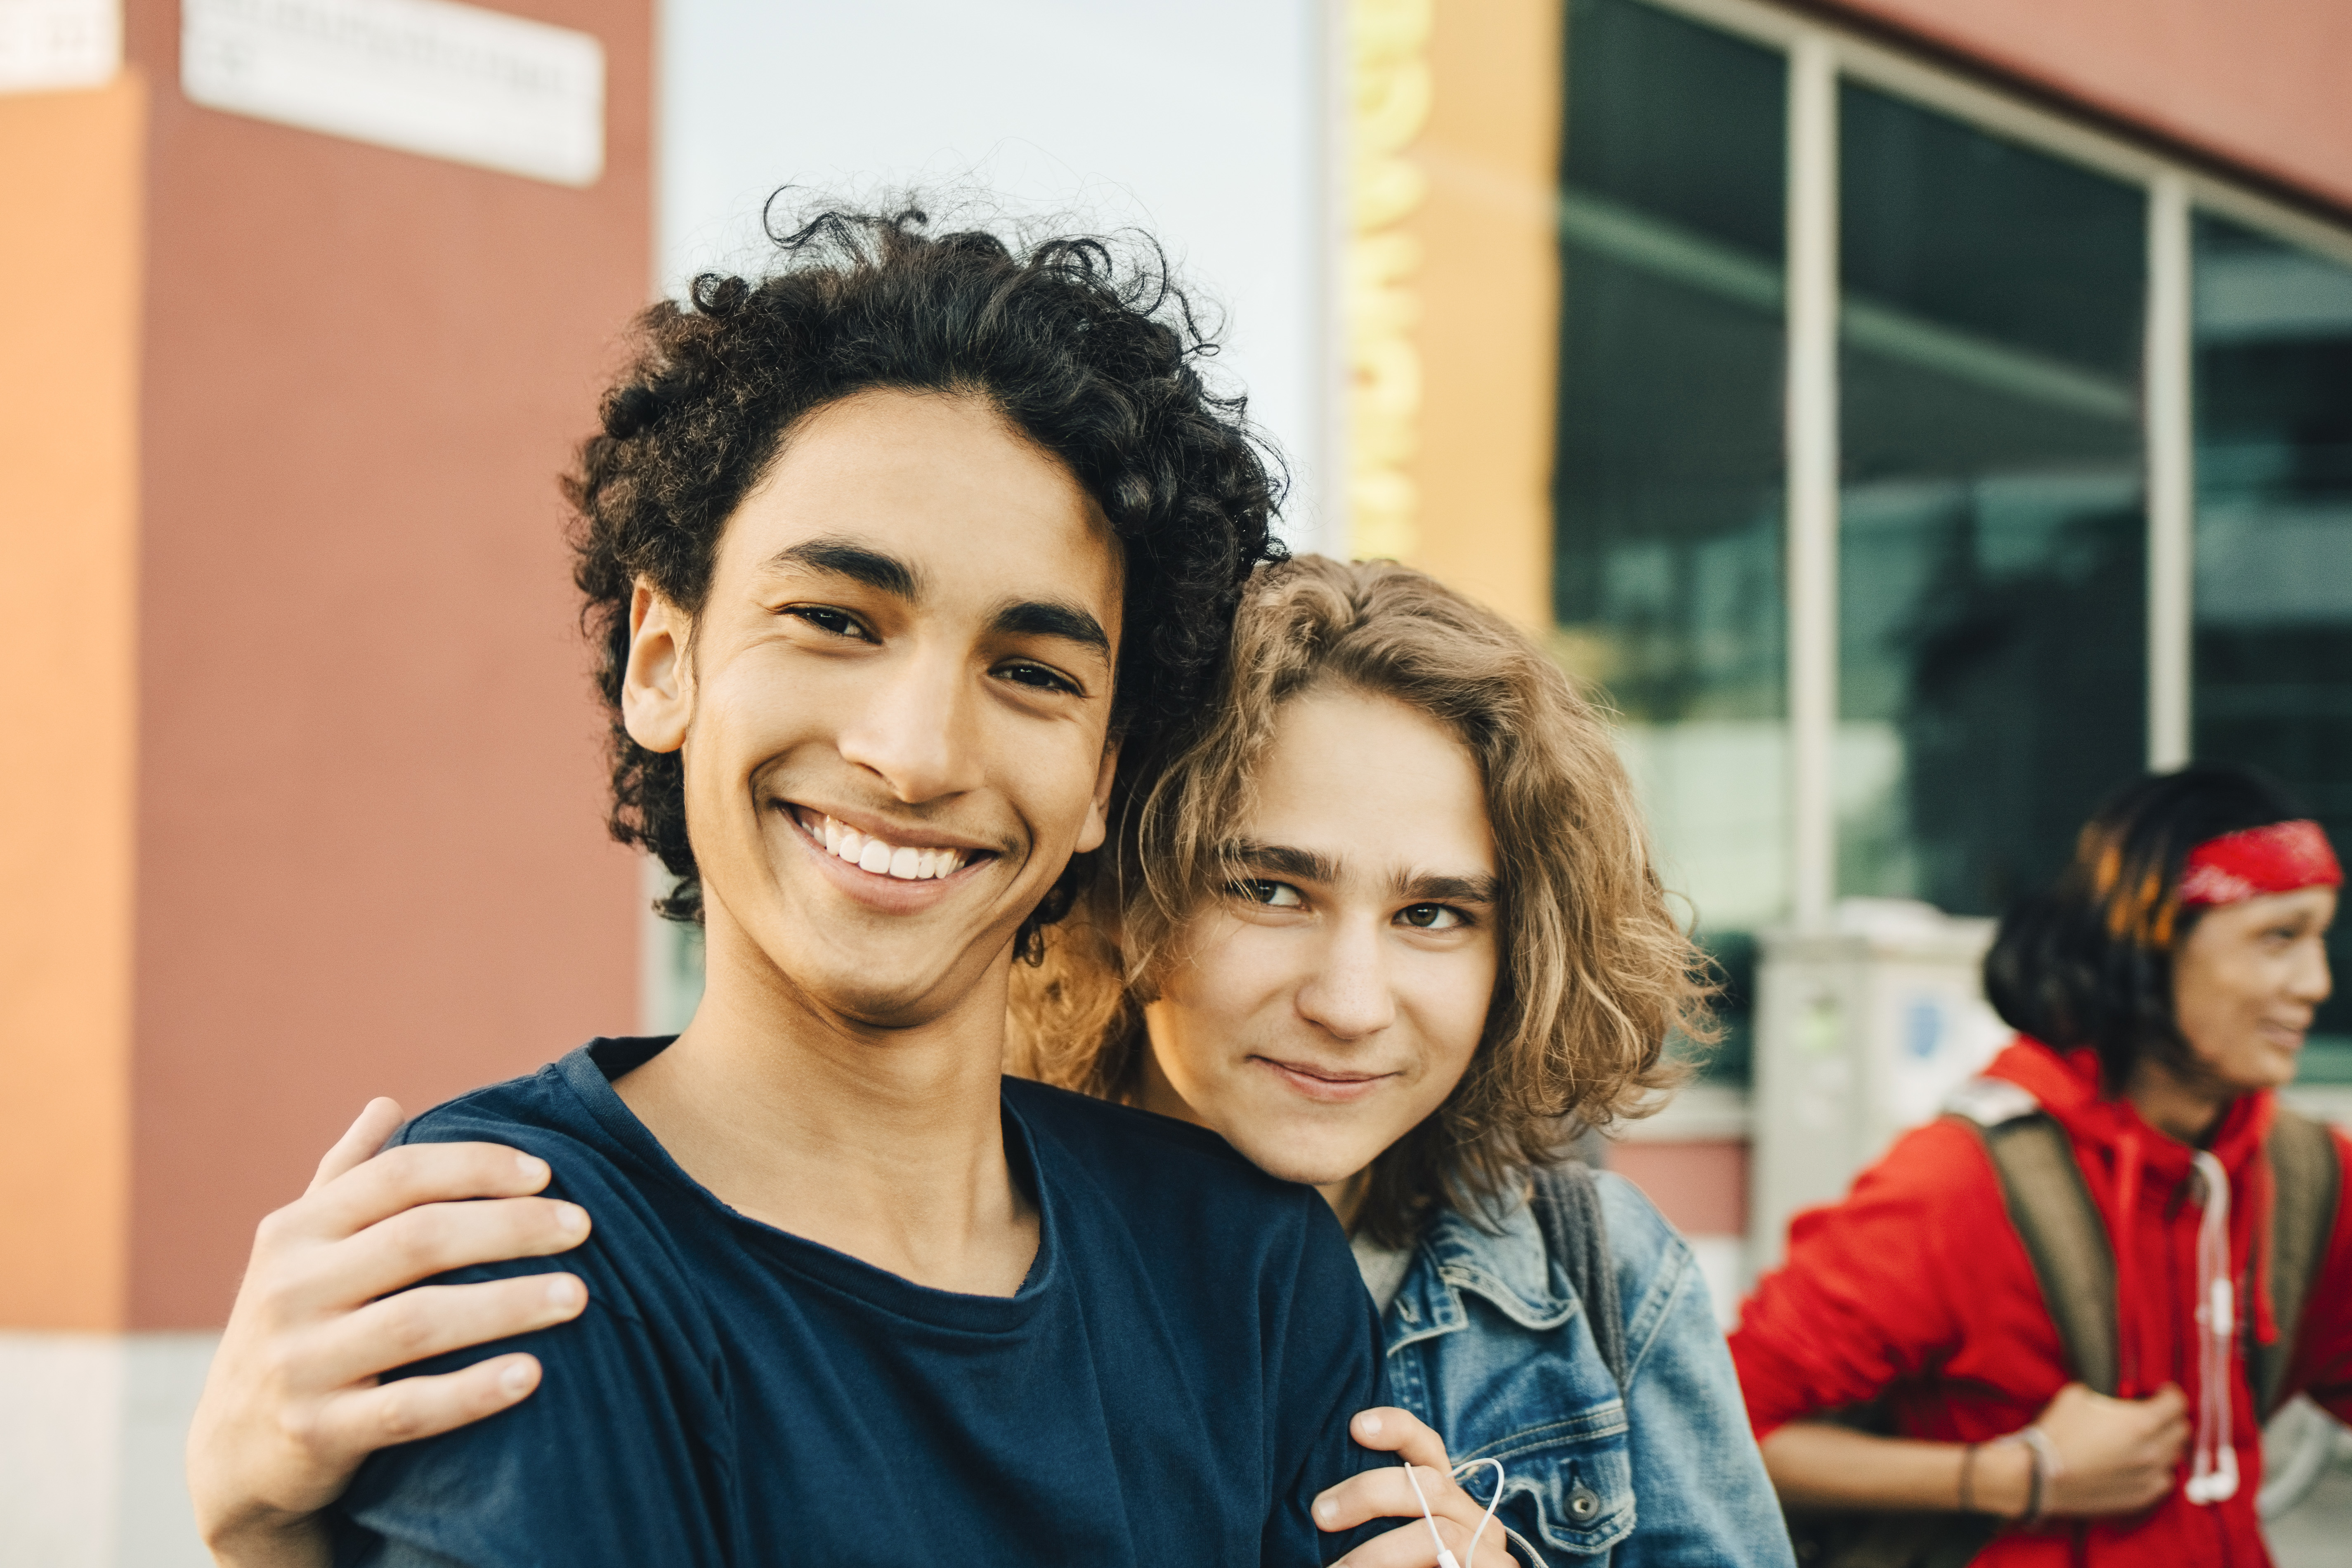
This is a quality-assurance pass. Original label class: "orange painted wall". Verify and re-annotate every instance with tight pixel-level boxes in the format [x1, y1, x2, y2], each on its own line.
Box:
[1825, 0, 2352, 214]
[1402, 0, 1563, 630]
[0, 76, 147, 1331]
[118, 0, 652, 1328]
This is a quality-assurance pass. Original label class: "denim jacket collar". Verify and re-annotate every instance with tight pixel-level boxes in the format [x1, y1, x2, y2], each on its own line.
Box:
[1386, 1193, 1579, 1353]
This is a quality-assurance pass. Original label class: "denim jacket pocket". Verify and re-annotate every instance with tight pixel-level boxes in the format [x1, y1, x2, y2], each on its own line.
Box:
[1456, 1398, 1635, 1561]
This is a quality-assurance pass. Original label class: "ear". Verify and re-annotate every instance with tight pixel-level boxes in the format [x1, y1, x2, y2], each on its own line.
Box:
[622, 579, 693, 754]
[1073, 741, 1120, 855]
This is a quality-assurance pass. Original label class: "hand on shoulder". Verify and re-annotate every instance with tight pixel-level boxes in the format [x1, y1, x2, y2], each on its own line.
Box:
[188, 1098, 593, 1566]
[1315, 1407, 1519, 1568]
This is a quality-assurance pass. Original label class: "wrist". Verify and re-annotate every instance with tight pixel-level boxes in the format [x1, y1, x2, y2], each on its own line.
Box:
[200, 1508, 333, 1568]
[1972, 1439, 2034, 1519]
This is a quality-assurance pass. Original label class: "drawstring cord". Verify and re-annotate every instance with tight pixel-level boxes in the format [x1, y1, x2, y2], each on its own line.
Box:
[2185, 1150, 2239, 1505]
[2111, 1132, 2143, 1397]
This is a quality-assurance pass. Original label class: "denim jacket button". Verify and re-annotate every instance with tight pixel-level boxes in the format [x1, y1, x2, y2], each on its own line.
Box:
[1567, 1484, 1601, 1522]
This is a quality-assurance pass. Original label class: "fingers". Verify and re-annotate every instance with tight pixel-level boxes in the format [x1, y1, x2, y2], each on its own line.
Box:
[1317, 1467, 1472, 1535]
[2128, 1385, 2189, 1458]
[1346, 1407, 1455, 1473]
[294, 1142, 560, 1242]
[2147, 1417, 2191, 1462]
[2039, 1381, 2091, 1420]
[1331, 1514, 1518, 1568]
[283, 1196, 592, 1316]
[305, 1352, 548, 1456]
[1317, 1410, 1481, 1542]
[307, 1100, 408, 1195]
[302, 1274, 588, 1391]
[1315, 1410, 1480, 1555]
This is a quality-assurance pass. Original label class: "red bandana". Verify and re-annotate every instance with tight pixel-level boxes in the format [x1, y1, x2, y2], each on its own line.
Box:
[2179, 820, 2344, 907]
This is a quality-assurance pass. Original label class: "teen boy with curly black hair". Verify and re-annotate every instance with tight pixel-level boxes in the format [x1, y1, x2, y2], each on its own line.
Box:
[191, 210, 1386, 1568]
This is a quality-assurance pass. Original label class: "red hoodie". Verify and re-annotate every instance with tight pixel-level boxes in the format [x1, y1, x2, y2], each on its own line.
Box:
[1731, 1037, 2352, 1565]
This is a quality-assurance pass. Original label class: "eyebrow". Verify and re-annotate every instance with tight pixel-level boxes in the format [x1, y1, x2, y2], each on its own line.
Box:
[990, 597, 1112, 657]
[763, 537, 921, 598]
[1230, 841, 1342, 886]
[1396, 871, 1501, 906]
[1228, 840, 1500, 906]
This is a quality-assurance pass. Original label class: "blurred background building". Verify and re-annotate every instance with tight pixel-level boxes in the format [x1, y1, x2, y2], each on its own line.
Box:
[2, 0, 2348, 1559]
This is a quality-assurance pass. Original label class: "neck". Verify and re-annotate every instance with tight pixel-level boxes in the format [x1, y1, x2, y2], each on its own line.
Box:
[1317, 1171, 1369, 1231]
[2123, 1055, 2235, 1146]
[614, 902, 1035, 1296]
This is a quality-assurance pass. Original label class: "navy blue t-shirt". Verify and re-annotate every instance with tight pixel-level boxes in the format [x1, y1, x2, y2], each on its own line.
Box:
[334, 1038, 1386, 1567]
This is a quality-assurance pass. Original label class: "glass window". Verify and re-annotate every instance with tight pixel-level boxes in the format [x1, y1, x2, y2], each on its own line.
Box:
[1835, 83, 2148, 916]
[2193, 215, 2352, 1084]
[1554, 0, 1788, 1080]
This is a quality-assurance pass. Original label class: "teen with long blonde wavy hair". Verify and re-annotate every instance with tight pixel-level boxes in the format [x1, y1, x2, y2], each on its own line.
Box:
[1011, 555, 1792, 1563]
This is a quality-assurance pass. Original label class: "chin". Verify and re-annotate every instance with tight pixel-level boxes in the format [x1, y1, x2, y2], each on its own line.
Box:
[2255, 1051, 2303, 1091]
[2220, 1044, 2302, 1094]
[786, 948, 977, 1030]
[1224, 1129, 1373, 1191]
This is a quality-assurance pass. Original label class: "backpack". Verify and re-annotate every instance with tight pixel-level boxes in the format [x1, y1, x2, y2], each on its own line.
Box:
[1528, 1157, 1629, 1392]
[1784, 1081, 2343, 1568]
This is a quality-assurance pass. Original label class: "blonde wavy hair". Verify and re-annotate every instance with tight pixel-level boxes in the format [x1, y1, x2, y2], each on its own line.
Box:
[1011, 555, 1712, 1245]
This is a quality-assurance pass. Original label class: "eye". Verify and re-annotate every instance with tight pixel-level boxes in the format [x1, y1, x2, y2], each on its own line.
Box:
[1228, 879, 1304, 908]
[784, 605, 871, 641]
[1397, 903, 1468, 931]
[997, 660, 1081, 696]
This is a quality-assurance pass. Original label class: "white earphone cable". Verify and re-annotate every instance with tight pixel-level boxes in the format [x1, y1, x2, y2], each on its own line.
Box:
[2184, 1149, 2239, 1505]
[1400, 1456, 1507, 1568]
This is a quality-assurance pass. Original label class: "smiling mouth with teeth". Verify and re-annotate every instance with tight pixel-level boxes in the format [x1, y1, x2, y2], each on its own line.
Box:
[807, 813, 973, 881]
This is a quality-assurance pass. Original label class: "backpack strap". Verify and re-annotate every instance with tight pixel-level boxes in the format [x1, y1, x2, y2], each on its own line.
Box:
[1943, 1078, 2120, 1396]
[1529, 1159, 1628, 1394]
[2254, 1105, 2344, 1419]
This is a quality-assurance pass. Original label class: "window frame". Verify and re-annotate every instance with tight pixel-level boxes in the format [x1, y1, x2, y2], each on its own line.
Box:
[1626, 0, 2352, 926]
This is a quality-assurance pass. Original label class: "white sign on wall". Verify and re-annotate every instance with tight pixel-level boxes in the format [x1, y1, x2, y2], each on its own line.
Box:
[182, 0, 603, 187]
[0, 0, 118, 94]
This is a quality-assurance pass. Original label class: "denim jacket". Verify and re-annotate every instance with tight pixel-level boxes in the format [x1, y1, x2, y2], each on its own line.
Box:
[1378, 1171, 1794, 1567]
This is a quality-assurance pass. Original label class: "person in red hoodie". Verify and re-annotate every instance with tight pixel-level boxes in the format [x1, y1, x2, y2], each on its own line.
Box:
[1731, 764, 2352, 1564]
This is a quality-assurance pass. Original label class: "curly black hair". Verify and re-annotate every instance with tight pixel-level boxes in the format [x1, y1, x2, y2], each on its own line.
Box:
[1984, 763, 2310, 1090]
[566, 206, 1287, 941]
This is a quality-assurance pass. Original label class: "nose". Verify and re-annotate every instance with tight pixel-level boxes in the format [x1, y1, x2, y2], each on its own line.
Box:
[2290, 935, 2333, 1008]
[833, 642, 984, 806]
[1294, 916, 1398, 1042]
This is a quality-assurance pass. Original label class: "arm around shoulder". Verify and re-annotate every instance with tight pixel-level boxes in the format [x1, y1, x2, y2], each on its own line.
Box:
[326, 1122, 728, 1568]
[331, 1280, 718, 1568]
[189, 1101, 593, 1568]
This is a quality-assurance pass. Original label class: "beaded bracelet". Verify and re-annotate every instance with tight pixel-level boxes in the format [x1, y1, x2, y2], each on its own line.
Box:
[2011, 1425, 2064, 1525]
